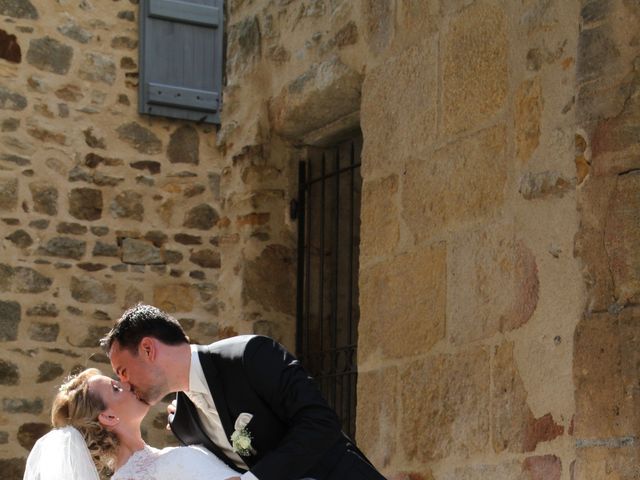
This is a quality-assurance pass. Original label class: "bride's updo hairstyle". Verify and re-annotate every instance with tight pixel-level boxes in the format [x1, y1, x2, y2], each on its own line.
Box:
[51, 368, 119, 476]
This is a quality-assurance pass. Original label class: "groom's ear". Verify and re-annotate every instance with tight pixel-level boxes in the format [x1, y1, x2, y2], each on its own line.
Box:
[139, 337, 157, 362]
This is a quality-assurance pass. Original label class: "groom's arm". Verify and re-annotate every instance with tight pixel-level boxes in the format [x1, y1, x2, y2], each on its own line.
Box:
[243, 336, 343, 480]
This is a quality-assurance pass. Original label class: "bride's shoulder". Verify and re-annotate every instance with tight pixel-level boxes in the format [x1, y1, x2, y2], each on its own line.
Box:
[112, 445, 161, 479]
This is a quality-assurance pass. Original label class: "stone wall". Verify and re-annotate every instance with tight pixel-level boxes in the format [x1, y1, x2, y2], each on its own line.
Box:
[0, 0, 297, 475]
[1, 0, 638, 479]
[573, 0, 640, 478]
[354, 1, 586, 478]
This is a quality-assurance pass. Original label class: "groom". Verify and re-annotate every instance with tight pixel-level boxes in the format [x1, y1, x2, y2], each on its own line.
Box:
[100, 304, 385, 480]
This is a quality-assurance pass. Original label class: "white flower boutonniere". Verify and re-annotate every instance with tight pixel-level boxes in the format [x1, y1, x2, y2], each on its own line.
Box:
[231, 413, 256, 457]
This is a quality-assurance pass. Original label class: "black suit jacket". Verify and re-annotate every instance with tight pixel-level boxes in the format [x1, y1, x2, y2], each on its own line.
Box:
[169, 335, 363, 480]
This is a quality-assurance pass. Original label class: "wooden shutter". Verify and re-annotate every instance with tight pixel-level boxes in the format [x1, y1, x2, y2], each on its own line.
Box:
[139, 0, 224, 124]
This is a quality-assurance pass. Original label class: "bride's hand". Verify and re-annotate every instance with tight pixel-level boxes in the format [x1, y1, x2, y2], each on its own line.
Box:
[166, 399, 177, 430]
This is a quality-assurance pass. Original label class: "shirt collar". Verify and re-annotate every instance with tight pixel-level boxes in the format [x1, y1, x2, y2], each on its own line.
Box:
[188, 344, 209, 395]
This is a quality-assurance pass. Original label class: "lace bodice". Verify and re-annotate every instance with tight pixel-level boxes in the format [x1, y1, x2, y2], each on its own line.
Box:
[112, 444, 239, 480]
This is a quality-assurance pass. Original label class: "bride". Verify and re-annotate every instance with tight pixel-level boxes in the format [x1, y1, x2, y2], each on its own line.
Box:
[24, 368, 239, 480]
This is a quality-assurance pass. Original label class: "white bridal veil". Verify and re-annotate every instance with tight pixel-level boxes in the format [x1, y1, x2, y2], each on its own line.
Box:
[23, 426, 100, 480]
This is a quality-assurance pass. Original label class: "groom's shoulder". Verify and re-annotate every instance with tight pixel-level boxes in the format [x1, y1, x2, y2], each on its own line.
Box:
[200, 334, 274, 359]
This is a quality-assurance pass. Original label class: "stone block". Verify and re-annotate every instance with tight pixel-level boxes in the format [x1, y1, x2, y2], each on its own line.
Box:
[184, 204, 219, 230]
[226, 15, 261, 78]
[111, 36, 137, 50]
[332, 21, 358, 48]
[168, 124, 200, 164]
[14, 267, 52, 293]
[492, 342, 563, 454]
[116, 122, 162, 154]
[0, 177, 18, 211]
[26, 302, 58, 317]
[1, 117, 20, 131]
[0, 264, 14, 291]
[111, 190, 144, 221]
[576, 24, 620, 85]
[402, 126, 507, 242]
[55, 84, 83, 102]
[0, 86, 27, 111]
[5, 229, 31, 248]
[17, 422, 49, 450]
[26, 123, 67, 145]
[0, 0, 38, 19]
[2, 398, 43, 414]
[0, 458, 25, 480]
[448, 227, 539, 344]
[242, 245, 295, 315]
[26, 36, 72, 75]
[28, 322, 59, 342]
[442, 3, 508, 135]
[121, 238, 163, 265]
[361, 39, 437, 176]
[70, 276, 116, 304]
[189, 249, 221, 269]
[584, 35, 640, 173]
[77, 325, 111, 348]
[360, 175, 400, 259]
[118, 10, 135, 21]
[580, 0, 613, 25]
[0, 28, 20, 63]
[57, 18, 92, 44]
[79, 52, 116, 85]
[175, 234, 202, 245]
[270, 56, 363, 140]
[57, 222, 87, 235]
[83, 128, 106, 150]
[164, 250, 183, 264]
[359, 243, 446, 362]
[130, 160, 160, 175]
[0, 358, 19, 385]
[29, 182, 58, 215]
[400, 347, 490, 462]
[574, 445, 640, 480]
[144, 230, 168, 247]
[124, 286, 144, 307]
[37, 361, 63, 383]
[523, 455, 562, 480]
[603, 173, 640, 304]
[356, 366, 397, 469]
[440, 461, 525, 480]
[38, 237, 86, 260]
[515, 78, 543, 163]
[93, 241, 119, 257]
[0, 301, 20, 341]
[574, 309, 640, 439]
[69, 188, 103, 221]
[519, 171, 574, 200]
[362, 0, 394, 54]
[395, 0, 438, 47]
[573, 176, 617, 311]
[154, 284, 194, 313]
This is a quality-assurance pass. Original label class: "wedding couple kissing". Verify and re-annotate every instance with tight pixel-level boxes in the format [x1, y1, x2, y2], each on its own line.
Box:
[24, 304, 385, 480]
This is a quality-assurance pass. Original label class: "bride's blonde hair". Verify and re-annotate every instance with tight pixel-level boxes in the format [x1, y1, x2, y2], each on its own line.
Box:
[51, 368, 119, 476]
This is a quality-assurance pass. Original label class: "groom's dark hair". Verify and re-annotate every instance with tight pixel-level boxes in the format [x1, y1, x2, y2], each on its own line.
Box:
[100, 303, 189, 355]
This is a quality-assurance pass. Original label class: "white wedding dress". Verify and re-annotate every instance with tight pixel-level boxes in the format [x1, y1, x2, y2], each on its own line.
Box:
[24, 427, 239, 480]
[112, 444, 239, 480]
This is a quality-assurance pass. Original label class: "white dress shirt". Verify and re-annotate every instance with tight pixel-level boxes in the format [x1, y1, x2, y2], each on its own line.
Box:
[187, 345, 259, 480]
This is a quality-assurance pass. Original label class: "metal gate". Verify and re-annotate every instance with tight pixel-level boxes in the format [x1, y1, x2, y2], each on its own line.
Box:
[295, 134, 362, 438]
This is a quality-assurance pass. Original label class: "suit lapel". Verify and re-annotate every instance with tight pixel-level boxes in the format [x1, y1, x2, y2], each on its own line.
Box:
[197, 346, 235, 441]
[170, 392, 244, 473]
